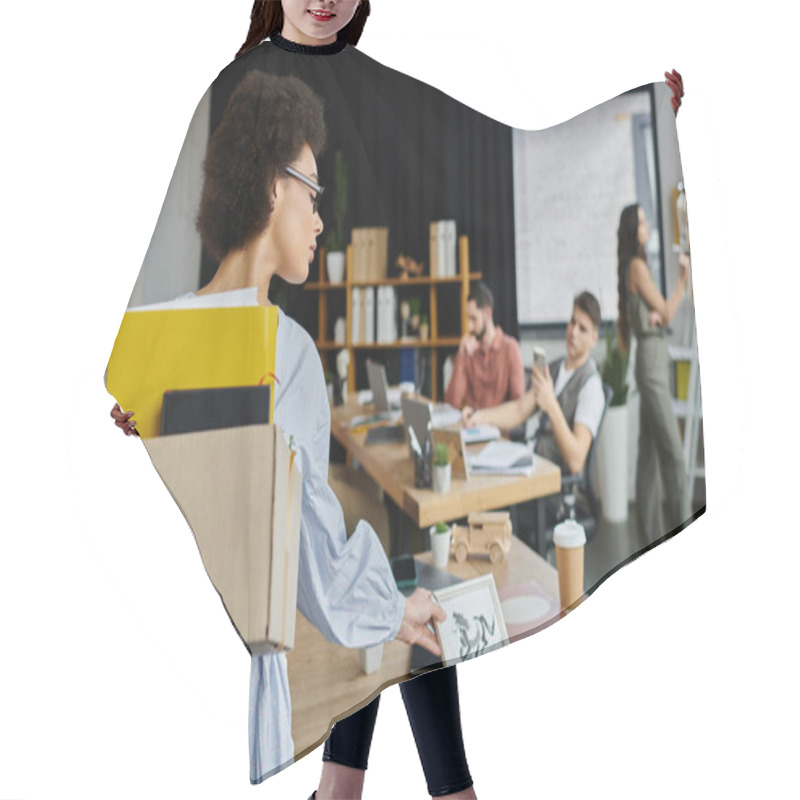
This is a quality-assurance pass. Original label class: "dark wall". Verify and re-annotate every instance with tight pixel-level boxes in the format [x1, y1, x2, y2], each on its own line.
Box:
[202, 43, 519, 339]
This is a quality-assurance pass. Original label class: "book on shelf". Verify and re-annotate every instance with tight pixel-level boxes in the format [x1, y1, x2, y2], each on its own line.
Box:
[429, 221, 439, 278]
[370, 227, 389, 281]
[352, 228, 365, 282]
[442, 220, 457, 277]
[352, 227, 388, 282]
[364, 286, 375, 345]
[377, 285, 397, 344]
[351, 286, 361, 344]
[429, 220, 458, 278]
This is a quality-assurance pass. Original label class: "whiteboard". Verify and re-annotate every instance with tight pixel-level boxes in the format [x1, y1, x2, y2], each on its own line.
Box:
[513, 90, 652, 325]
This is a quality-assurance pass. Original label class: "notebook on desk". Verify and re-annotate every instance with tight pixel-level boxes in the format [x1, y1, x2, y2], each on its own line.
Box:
[468, 440, 534, 476]
[365, 424, 405, 445]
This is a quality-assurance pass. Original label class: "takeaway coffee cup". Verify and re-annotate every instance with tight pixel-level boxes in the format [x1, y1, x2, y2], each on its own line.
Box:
[553, 519, 586, 610]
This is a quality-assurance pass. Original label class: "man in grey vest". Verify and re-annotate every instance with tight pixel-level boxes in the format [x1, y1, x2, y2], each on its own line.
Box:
[464, 291, 605, 477]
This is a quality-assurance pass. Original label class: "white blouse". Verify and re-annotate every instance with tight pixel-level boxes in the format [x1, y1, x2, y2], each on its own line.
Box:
[154, 288, 405, 783]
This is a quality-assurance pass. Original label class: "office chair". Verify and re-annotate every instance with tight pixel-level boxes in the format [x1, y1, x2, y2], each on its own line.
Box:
[510, 382, 613, 557]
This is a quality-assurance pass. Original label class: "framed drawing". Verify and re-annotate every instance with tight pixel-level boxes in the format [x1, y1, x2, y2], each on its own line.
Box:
[433, 574, 509, 667]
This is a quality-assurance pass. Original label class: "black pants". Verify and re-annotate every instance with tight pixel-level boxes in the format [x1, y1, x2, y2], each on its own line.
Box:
[322, 665, 472, 797]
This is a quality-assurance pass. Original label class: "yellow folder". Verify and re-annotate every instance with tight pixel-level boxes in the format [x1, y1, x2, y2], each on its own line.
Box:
[106, 306, 279, 439]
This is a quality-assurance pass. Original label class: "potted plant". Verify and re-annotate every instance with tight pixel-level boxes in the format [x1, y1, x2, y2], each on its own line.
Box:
[432, 442, 451, 493]
[408, 296, 421, 337]
[595, 326, 630, 522]
[325, 150, 348, 284]
[429, 519, 452, 569]
[419, 313, 429, 341]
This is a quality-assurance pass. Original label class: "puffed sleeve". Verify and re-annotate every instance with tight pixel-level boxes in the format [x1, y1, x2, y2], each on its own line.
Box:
[289, 354, 405, 648]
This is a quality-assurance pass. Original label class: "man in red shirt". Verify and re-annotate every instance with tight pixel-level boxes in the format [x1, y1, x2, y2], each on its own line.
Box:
[444, 282, 525, 410]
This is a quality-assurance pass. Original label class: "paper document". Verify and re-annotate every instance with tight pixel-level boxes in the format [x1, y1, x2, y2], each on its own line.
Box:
[469, 441, 534, 476]
[461, 424, 502, 444]
[431, 403, 463, 428]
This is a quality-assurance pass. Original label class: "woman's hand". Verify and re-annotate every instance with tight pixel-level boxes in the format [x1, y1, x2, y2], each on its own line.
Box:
[665, 69, 684, 116]
[648, 310, 665, 328]
[111, 402, 138, 436]
[397, 588, 446, 656]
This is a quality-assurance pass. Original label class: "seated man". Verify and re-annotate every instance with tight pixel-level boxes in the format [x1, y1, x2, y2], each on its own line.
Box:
[444, 281, 525, 410]
[465, 291, 605, 477]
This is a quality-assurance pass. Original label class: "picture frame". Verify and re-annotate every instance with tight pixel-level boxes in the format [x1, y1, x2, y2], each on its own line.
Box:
[433, 574, 509, 667]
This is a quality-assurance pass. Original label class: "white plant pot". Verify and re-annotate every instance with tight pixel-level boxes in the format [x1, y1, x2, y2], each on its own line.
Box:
[326, 383, 334, 405]
[326, 251, 346, 284]
[359, 643, 383, 675]
[595, 403, 629, 522]
[432, 463, 451, 493]
[430, 527, 452, 569]
[334, 317, 346, 344]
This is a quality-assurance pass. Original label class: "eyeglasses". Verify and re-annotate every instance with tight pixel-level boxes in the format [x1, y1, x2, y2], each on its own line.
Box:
[284, 165, 325, 214]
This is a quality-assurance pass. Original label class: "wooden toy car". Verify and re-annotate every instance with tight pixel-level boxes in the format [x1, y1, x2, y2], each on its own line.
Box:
[450, 511, 512, 565]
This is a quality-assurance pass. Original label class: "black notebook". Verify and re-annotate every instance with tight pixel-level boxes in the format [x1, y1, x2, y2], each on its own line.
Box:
[160, 385, 271, 436]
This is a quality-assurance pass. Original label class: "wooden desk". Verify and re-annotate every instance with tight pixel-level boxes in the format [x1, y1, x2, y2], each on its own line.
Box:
[330, 396, 561, 529]
[287, 535, 559, 760]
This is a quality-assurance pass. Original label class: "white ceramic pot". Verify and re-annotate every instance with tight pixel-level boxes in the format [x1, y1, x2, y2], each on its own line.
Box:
[595, 403, 629, 522]
[326, 382, 334, 405]
[334, 317, 346, 344]
[430, 526, 452, 569]
[359, 643, 383, 675]
[326, 251, 345, 283]
[432, 463, 451, 493]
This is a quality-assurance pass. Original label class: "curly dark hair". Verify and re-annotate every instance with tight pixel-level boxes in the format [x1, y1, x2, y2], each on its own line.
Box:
[616, 203, 646, 352]
[237, 1, 372, 59]
[196, 70, 326, 261]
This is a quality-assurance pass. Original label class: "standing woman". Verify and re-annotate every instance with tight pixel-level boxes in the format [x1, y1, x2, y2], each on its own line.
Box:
[616, 203, 691, 539]
[239, 6, 476, 799]
[113, 66, 448, 794]
[113, 2, 476, 799]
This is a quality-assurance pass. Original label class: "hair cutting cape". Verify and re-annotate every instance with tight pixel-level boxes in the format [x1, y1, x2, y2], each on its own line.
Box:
[106, 36, 704, 784]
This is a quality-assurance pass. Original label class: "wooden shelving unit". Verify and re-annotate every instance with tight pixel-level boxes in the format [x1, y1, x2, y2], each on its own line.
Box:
[306, 237, 481, 401]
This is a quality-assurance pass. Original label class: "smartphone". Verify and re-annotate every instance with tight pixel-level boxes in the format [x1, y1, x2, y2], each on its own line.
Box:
[390, 554, 418, 590]
[533, 346, 547, 375]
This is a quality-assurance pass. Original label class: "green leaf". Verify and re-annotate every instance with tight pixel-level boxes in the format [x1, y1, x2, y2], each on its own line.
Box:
[600, 326, 630, 407]
[433, 442, 450, 466]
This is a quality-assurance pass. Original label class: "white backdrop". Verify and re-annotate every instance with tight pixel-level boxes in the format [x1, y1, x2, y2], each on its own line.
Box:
[1, 2, 797, 798]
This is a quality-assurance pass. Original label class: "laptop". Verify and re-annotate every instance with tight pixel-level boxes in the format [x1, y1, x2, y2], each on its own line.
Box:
[366, 361, 400, 413]
[401, 395, 434, 457]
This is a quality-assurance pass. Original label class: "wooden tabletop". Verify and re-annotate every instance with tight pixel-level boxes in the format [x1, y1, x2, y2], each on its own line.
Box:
[330, 396, 561, 528]
[287, 535, 559, 760]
